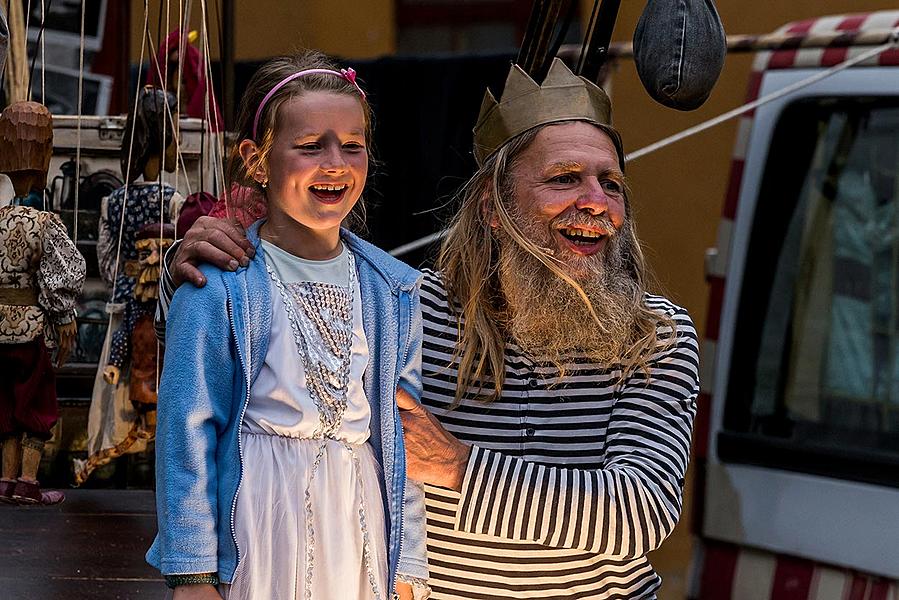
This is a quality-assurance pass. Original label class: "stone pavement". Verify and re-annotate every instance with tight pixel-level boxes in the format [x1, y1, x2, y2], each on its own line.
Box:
[0, 489, 164, 599]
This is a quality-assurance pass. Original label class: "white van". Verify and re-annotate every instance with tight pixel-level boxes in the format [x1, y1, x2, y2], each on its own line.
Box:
[695, 10, 899, 597]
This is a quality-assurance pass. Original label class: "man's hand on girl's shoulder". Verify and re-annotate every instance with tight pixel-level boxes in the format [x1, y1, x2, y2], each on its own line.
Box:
[172, 216, 254, 288]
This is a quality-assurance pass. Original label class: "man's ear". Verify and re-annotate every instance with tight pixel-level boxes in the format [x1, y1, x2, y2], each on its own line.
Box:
[479, 187, 500, 229]
[238, 139, 266, 184]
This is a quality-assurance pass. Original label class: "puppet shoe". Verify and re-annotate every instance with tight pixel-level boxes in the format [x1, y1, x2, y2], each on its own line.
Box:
[0, 478, 16, 504]
[11, 479, 41, 504]
[11, 479, 65, 506]
[38, 489, 65, 506]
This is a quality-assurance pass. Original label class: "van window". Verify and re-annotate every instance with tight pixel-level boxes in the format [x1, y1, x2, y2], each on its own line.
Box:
[721, 97, 899, 486]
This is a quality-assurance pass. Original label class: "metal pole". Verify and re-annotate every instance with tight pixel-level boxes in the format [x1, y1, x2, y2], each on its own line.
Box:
[576, 0, 621, 82]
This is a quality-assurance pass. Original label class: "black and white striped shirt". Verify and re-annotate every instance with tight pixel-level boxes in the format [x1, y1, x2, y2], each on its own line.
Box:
[418, 269, 699, 600]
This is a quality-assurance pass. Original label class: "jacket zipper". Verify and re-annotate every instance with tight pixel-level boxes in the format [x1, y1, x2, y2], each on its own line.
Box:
[393, 289, 413, 598]
[226, 292, 251, 577]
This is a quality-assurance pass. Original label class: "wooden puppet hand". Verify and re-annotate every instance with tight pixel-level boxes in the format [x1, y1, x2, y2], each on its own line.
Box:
[396, 388, 471, 491]
[54, 321, 77, 367]
[172, 216, 253, 288]
[102, 365, 120, 386]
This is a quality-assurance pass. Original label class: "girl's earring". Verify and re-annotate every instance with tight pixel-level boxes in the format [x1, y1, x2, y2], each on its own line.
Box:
[261, 180, 268, 189]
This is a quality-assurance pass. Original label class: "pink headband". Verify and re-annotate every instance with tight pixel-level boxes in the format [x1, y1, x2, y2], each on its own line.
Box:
[251, 67, 366, 140]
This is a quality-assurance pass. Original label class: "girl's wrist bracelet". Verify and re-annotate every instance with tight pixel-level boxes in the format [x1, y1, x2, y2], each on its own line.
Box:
[165, 573, 220, 588]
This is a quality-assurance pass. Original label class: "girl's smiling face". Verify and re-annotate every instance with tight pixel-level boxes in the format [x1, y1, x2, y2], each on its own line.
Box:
[245, 90, 368, 250]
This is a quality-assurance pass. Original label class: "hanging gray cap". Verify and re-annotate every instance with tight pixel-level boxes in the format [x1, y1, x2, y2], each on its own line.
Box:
[0, 4, 8, 82]
[633, 0, 726, 111]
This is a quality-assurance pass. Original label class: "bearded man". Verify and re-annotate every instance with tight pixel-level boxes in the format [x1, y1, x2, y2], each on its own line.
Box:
[158, 59, 699, 599]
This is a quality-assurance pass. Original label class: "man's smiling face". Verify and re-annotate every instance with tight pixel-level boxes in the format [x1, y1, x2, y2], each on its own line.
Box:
[508, 120, 626, 271]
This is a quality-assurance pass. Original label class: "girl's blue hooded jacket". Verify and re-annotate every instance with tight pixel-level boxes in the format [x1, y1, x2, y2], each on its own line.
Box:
[146, 220, 429, 590]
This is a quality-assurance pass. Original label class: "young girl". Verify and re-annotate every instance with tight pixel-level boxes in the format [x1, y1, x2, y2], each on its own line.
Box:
[147, 51, 429, 600]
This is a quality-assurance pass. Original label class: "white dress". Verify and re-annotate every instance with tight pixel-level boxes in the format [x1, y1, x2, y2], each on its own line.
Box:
[221, 240, 389, 600]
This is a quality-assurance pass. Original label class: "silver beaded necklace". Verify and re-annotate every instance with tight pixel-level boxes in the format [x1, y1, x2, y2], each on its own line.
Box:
[265, 247, 356, 438]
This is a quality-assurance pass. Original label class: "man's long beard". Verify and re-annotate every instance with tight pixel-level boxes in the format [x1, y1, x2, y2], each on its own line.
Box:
[497, 214, 644, 365]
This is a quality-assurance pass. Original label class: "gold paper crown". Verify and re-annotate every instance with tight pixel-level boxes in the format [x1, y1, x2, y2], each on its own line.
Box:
[472, 58, 612, 166]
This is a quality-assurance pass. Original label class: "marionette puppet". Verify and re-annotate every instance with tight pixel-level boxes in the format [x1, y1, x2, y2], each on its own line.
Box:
[0, 101, 87, 505]
[102, 223, 175, 435]
[75, 87, 183, 485]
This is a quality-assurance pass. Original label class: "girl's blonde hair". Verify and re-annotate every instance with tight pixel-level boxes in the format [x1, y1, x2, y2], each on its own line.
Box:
[226, 49, 374, 229]
[437, 123, 673, 404]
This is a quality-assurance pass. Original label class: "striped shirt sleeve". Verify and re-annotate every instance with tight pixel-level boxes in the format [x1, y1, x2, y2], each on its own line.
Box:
[153, 240, 181, 344]
[453, 310, 700, 558]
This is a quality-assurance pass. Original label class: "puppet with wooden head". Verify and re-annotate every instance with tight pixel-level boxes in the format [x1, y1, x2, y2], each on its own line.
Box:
[0, 101, 86, 505]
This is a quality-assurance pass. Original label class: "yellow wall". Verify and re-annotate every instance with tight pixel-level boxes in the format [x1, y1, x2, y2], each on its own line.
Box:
[130, 0, 396, 62]
[596, 2, 899, 598]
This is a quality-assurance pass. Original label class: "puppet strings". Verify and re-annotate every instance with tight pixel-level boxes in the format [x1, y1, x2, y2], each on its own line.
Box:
[25, 0, 51, 207]
[110, 0, 151, 303]
[72, 0, 87, 242]
[144, 21, 194, 199]
[40, 0, 44, 106]
[200, 0, 225, 202]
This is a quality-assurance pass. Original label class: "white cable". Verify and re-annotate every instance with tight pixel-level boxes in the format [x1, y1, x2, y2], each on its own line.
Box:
[389, 230, 447, 257]
[625, 30, 899, 162]
[388, 31, 899, 258]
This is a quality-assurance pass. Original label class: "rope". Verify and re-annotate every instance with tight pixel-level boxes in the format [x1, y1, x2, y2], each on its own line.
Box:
[72, 0, 87, 242]
[387, 29, 899, 258]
